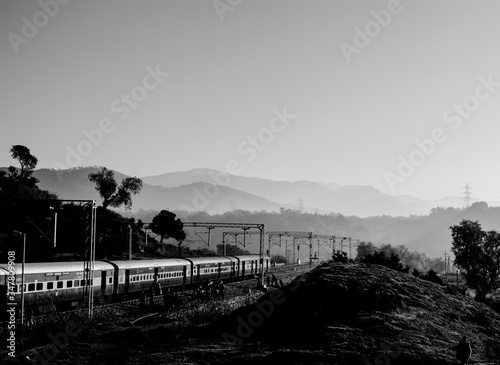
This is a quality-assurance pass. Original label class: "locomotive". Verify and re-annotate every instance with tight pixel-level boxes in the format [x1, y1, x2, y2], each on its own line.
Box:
[0, 255, 270, 312]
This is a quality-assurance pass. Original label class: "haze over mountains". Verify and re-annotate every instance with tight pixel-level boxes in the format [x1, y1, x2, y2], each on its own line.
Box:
[23, 166, 484, 217]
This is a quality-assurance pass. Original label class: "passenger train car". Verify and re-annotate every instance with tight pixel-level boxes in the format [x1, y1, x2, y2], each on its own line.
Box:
[0, 255, 270, 312]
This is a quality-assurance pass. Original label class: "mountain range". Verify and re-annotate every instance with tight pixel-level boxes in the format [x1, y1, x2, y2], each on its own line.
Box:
[19, 166, 488, 217]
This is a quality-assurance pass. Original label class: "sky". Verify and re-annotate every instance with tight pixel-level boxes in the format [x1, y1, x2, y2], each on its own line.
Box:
[2, 0, 500, 202]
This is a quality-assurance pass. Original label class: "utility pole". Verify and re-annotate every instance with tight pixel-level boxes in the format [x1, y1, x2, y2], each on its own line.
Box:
[285, 239, 288, 265]
[128, 225, 133, 260]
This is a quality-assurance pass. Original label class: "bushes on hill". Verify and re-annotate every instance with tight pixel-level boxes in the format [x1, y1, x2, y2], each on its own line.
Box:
[360, 250, 410, 273]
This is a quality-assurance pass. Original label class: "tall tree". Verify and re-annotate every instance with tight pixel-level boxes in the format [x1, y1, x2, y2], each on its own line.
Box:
[88, 167, 142, 210]
[450, 219, 500, 302]
[149, 210, 186, 256]
[7, 145, 39, 186]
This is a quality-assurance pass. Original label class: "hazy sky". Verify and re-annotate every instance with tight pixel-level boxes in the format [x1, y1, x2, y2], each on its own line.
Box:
[2, 0, 500, 201]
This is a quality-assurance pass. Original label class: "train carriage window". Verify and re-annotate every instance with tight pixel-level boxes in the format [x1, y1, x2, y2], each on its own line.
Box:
[81, 279, 86, 286]
[36, 283, 43, 291]
[57, 281, 63, 289]
[74, 280, 79, 287]
[108, 277, 112, 284]
[28, 283, 35, 292]
[67, 281, 73, 288]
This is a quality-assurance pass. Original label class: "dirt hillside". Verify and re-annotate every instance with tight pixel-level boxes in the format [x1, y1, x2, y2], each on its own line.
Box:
[208, 262, 500, 364]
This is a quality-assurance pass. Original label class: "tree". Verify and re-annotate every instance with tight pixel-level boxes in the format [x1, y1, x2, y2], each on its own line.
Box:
[332, 250, 350, 263]
[88, 167, 142, 210]
[450, 219, 500, 302]
[7, 145, 39, 186]
[356, 241, 377, 262]
[216, 244, 251, 256]
[360, 249, 409, 273]
[420, 269, 444, 285]
[149, 210, 186, 256]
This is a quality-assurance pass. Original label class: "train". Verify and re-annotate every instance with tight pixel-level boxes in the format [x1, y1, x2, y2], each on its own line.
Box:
[0, 255, 270, 312]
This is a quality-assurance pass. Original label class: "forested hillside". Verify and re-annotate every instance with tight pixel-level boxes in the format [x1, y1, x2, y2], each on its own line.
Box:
[127, 202, 500, 259]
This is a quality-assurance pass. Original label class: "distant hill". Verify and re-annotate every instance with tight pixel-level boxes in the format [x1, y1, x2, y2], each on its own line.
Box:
[140, 168, 339, 205]
[32, 167, 288, 214]
[6, 166, 495, 219]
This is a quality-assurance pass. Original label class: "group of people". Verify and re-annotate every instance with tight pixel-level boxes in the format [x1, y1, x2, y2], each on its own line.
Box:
[140, 278, 178, 309]
[195, 280, 224, 300]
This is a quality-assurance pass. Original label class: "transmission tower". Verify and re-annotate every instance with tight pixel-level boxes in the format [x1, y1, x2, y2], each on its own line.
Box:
[297, 197, 304, 211]
[463, 183, 472, 208]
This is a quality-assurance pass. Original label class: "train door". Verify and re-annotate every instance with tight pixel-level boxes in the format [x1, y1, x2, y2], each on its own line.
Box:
[182, 266, 187, 286]
[113, 268, 119, 296]
[100, 270, 107, 300]
[124, 269, 130, 294]
[154, 267, 159, 281]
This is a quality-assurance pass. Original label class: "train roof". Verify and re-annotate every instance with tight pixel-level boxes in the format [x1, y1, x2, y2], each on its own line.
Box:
[231, 255, 269, 261]
[186, 256, 236, 265]
[0, 267, 8, 277]
[0, 261, 114, 275]
[108, 258, 191, 270]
